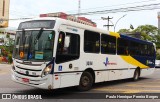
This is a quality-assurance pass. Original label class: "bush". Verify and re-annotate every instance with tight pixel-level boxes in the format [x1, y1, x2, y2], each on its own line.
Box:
[156, 53, 160, 60]
[8, 54, 12, 64]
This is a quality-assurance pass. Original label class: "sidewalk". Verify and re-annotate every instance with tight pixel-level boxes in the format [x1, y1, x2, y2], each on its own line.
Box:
[0, 64, 11, 74]
[0, 63, 11, 65]
[0, 63, 11, 69]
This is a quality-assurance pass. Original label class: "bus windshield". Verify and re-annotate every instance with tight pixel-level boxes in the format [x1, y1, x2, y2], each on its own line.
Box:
[13, 30, 55, 61]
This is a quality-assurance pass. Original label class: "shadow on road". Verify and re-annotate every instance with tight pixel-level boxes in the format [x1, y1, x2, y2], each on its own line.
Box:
[16, 86, 85, 99]
[93, 77, 148, 89]
[14, 77, 149, 99]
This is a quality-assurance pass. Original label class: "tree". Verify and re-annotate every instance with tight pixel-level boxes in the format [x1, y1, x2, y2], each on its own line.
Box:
[133, 25, 158, 41]
[3, 34, 14, 54]
[118, 29, 131, 33]
[0, 29, 14, 63]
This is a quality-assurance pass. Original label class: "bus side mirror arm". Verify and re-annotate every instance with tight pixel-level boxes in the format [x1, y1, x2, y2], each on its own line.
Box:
[64, 36, 70, 48]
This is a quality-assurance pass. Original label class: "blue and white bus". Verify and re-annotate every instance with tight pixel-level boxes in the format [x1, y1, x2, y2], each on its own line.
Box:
[11, 17, 156, 91]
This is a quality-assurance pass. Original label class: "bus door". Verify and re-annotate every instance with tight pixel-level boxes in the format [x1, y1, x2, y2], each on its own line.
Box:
[54, 25, 81, 88]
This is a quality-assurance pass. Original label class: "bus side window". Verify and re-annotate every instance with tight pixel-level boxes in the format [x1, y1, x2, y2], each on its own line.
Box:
[57, 32, 65, 54]
[84, 30, 100, 53]
[56, 31, 80, 64]
[148, 45, 155, 57]
[101, 34, 116, 54]
[117, 38, 129, 55]
[13, 34, 20, 58]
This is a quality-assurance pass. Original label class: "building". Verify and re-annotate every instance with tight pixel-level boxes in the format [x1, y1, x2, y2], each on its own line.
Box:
[158, 12, 160, 30]
[0, 0, 10, 28]
[0, 30, 15, 46]
[40, 12, 97, 27]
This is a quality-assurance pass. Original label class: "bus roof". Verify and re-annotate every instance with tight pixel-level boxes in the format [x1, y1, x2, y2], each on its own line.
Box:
[20, 17, 110, 34]
[19, 17, 153, 45]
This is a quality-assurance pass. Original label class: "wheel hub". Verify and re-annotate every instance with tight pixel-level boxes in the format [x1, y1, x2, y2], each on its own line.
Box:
[82, 76, 89, 86]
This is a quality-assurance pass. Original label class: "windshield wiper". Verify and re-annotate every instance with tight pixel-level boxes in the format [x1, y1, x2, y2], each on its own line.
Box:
[22, 29, 25, 45]
[34, 28, 43, 44]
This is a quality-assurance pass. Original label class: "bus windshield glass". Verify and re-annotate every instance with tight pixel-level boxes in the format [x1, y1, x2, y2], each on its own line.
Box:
[13, 30, 55, 61]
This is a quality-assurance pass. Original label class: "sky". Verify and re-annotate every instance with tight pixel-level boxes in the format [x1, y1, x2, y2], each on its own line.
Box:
[9, 0, 160, 32]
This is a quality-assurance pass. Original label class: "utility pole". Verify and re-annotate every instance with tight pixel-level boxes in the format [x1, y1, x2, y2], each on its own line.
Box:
[101, 16, 113, 30]
[78, 0, 81, 17]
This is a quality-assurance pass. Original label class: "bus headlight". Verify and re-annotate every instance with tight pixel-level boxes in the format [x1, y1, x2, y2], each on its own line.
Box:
[41, 65, 52, 77]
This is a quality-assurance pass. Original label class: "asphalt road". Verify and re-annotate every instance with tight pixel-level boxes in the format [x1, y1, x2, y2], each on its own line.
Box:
[0, 64, 160, 102]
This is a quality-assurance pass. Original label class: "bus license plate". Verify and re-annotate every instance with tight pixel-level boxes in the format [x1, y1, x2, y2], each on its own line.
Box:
[22, 78, 30, 83]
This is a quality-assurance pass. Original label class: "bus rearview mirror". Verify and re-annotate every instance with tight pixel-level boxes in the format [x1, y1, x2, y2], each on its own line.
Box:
[64, 36, 70, 48]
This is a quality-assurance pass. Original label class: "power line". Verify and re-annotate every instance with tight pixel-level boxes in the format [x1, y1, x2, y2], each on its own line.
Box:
[1, 2, 160, 21]
[6, 6, 160, 21]
[10, 10, 37, 17]
[0, 0, 158, 20]
[0, 18, 34, 21]
[78, 0, 81, 16]
[66, 0, 159, 13]
[72, 3, 160, 15]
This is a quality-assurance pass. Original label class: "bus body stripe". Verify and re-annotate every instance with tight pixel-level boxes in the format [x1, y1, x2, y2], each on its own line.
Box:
[109, 31, 120, 38]
[120, 34, 153, 45]
[120, 55, 149, 68]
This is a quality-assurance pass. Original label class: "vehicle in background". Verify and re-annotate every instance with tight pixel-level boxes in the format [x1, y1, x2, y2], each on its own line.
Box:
[155, 60, 160, 68]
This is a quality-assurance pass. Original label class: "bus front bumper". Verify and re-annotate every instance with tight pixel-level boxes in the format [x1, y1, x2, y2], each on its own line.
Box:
[11, 69, 53, 89]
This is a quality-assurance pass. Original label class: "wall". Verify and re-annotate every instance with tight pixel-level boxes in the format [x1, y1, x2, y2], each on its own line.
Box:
[0, 0, 10, 28]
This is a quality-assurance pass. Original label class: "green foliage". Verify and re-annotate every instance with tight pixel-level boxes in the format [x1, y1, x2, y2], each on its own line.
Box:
[156, 53, 160, 60]
[118, 29, 131, 33]
[0, 29, 14, 63]
[133, 25, 158, 41]
[0, 29, 5, 32]
[6, 34, 10, 38]
[8, 54, 12, 64]
[155, 33, 160, 48]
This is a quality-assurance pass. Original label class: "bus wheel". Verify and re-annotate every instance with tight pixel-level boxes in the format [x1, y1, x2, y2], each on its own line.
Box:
[78, 72, 93, 91]
[133, 69, 140, 81]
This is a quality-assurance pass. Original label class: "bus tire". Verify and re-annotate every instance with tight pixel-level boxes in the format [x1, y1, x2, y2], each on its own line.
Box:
[133, 69, 140, 81]
[78, 72, 93, 91]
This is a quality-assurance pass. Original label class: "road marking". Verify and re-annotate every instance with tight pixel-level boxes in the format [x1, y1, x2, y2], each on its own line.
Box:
[126, 84, 160, 88]
[123, 89, 160, 93]
[93, 88, 140, 93]
[123, 90, 141, 93]
[136, 80, 160, 85]
[93, 88, 160, 93]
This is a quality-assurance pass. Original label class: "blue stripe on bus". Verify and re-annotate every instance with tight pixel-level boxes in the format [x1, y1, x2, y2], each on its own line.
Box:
[120, 34, 153, 45]
[119, 34, 155, 68]
[130, 55, 155, 68]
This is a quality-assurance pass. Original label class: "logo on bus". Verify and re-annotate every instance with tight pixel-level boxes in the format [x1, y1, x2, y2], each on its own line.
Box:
[58, 65, 62, 71]
[20, 51, 24, 58]
[103, 57, 117, 66]
[26, 71, 29, 75]
[86, 61, 93, 66]
[146, 60, 154, 65]
[66, 27, 78, 32]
